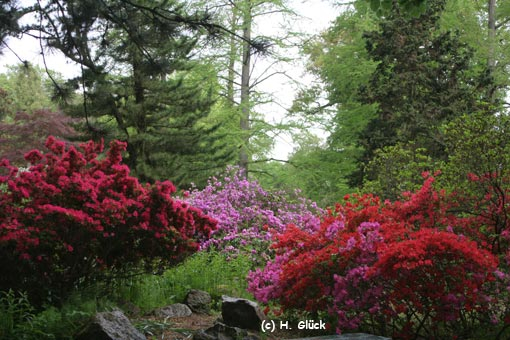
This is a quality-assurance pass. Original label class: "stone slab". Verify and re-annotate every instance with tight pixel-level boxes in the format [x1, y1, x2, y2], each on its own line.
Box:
[287, 334, 390, 340]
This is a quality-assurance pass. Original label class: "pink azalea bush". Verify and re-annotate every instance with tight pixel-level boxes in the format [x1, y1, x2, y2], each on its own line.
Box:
[183, 167, 322, 265]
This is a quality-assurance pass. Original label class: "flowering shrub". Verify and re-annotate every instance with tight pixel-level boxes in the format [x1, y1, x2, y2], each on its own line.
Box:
[248, 173, 501, 339]
[183, 167, 322, 265]
[0, 136, 216, 305]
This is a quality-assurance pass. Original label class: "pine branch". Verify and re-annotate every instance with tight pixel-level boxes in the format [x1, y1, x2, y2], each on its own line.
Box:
[119, 0, 268, 54]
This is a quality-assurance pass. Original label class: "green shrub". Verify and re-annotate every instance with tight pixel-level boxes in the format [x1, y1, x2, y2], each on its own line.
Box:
[0, 288, 117, 340]
[0, 290, 34, 339]
[113, 250, 253, 312]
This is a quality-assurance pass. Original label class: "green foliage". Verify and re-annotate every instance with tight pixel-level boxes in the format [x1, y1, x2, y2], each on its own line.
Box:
[367, 0, 428, 17]
[303, 3, 378, 106]
[298, 0, 500, 192]
[133, 318, 174, 338]
[293, 2, 379, 192]
[362, 142, 437, 200]
[498, 0, 510, 20]
[286, 5, 380, 204]
[0, 249, 251, 338]
[39, 0, 232, 188]
[166, 250, 253, 301]
[0, 88, 12, 120]
[0, 289, 107, 340]
[255, 133, 355, 207]
[0, 0, 19, 49]
[113, 250, 253, 312]
[0, 63, 59, 115]
[440, 111, 510, 195]
[357, 0, 484, 170]
[444, 112, 510, 175]
[0, 290, 34, 339]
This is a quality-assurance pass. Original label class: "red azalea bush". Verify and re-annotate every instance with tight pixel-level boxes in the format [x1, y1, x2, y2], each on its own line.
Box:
[248, 173, 503, 339]
[0, 136, 216, 306]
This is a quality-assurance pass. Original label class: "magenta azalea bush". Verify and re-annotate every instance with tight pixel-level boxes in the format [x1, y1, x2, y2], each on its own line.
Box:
[0, 136, 216, 305]
[183, 167, 322, 265]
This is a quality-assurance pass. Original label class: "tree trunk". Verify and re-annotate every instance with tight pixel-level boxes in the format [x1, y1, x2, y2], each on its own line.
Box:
[226, 6, 238, 106]
[239, 1, 252, 177]
[487, 0, 496, 102]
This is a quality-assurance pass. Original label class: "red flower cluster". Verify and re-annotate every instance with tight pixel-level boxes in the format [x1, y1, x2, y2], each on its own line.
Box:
[0, 136, 216, 305]
[249, 173, 500, 339]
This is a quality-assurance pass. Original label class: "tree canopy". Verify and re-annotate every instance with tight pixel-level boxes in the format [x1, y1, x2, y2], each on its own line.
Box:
[1, 0, 510, 200]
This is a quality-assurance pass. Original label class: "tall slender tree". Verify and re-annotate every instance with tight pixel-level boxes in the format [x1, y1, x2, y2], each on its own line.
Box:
[190, 0, 297, 177]
[238, 0, 252, 175]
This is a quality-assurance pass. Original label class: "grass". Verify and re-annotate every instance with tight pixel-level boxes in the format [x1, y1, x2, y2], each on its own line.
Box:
[0, 288, 116, 340]
[113, 250, 254, 312]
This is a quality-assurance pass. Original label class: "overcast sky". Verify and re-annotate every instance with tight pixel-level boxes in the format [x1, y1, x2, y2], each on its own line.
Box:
[0, 0, 341, 159]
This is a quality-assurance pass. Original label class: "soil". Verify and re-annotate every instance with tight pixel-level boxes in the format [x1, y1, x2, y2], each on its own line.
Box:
[136, 312, 330, 340]
[140, 312, 219, 339]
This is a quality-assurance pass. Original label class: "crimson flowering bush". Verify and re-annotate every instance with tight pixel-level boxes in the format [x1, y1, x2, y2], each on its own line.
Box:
[248, 173, 503, 339]
[183, 167, 322, 265]
[0, 136, 216, 306]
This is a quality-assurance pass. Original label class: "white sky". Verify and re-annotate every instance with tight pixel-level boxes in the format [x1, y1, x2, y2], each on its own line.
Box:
[257, 0, 340, 159]
[0, 0, 340, 159]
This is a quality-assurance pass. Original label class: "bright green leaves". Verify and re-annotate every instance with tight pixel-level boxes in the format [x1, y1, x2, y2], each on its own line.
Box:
[368, 0, 428, 17]
[498, 0, 510, 21]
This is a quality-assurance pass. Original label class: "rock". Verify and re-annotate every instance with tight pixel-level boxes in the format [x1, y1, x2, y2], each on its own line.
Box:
[290, 335, 390, 340]
[76, 309, 146, 340]
[185, 289, 212, 314]
[221, 295, 265, 331]
[193, 322, 260, 340]
[154, 303, 192, 318]
[334, 335, 390, 340]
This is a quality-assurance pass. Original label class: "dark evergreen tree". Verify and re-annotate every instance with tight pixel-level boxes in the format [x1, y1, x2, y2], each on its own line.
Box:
[33, 0, 235, 187]
[350, 0, 490, 186]
[0, 0, 19, 50]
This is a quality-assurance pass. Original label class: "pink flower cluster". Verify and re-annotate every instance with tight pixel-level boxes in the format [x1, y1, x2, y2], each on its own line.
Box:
[183, 167, 322, 264]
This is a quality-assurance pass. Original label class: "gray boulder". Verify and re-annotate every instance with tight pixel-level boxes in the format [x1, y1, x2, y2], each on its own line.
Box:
[290, 335, 391, 340]
[154, 303, 193, 318]
[185, 289, 212, 314]
[221, 295, 265, 331]
[76, 309, 146, 340]
[193, 322, 260, 340]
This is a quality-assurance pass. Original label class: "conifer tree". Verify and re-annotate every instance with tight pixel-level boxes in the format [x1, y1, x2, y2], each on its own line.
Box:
[0, 0, 19, 50]
[30, 0, 234, 187]
[350, 0, 490, 185]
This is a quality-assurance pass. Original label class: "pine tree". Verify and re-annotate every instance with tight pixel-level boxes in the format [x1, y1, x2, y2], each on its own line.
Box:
[0, 0, 19, 50]
[36, 0, 234, 187]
